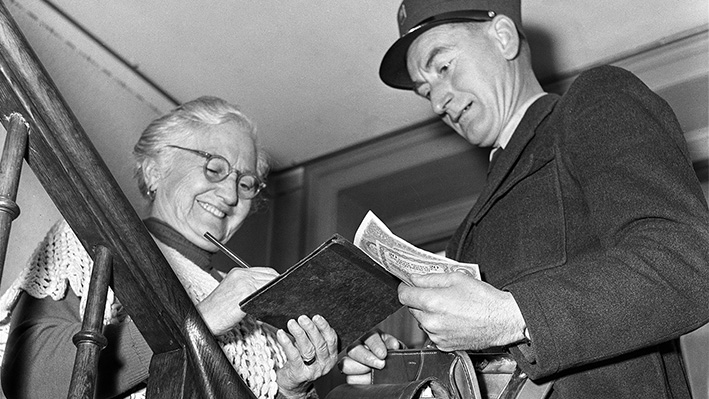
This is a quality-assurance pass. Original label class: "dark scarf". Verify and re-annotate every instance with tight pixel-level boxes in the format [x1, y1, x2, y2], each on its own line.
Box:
[143, 217, 212, 270]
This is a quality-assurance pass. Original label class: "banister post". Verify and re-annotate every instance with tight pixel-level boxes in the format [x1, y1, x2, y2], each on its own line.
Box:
[67, 245, 112, 399]
[0, 112, 27, 284]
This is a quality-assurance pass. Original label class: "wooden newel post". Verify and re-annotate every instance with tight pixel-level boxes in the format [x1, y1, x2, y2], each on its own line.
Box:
[68, 245, 113, 399]
[0, 112, 27, 283]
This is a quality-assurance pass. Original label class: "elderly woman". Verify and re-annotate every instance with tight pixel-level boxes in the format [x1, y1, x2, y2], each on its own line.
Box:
[0, 96, 337, 399]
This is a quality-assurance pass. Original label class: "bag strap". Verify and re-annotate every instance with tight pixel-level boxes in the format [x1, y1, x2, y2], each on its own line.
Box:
[450, 350, 482, 399]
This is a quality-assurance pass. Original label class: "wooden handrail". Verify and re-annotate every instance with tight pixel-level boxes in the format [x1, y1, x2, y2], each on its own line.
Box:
[0, 0, 254, 397]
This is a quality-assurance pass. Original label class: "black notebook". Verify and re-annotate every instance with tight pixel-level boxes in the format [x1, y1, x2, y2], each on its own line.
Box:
[240, 234, 403, 351]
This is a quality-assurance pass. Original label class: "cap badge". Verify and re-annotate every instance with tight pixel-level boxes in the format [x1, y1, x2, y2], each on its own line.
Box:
[397, 4, 407, 27]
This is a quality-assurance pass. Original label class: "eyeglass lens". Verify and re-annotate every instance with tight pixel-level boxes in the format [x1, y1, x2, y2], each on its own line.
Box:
[204, 157, 261, 199]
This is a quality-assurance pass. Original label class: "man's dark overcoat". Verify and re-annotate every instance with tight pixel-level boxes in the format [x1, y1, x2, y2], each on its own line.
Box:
[447, 65, 709, 398]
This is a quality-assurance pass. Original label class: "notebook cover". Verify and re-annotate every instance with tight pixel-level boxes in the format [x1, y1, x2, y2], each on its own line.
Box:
[240, 234, 403, 351]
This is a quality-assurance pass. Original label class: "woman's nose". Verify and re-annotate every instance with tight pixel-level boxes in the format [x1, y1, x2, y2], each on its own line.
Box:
[215, 175, 240, 206]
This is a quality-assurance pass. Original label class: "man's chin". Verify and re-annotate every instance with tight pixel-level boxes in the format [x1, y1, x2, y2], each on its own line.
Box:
[449, 123, 472, 142]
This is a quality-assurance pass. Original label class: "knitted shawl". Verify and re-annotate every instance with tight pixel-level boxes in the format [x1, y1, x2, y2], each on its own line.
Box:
[0, 219, 286, 399]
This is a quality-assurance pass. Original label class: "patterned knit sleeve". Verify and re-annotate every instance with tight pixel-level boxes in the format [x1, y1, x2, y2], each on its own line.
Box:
[2, 290, 83, 398]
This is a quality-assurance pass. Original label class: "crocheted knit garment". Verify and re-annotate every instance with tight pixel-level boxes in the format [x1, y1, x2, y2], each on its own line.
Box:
[0, 219, 286, 399]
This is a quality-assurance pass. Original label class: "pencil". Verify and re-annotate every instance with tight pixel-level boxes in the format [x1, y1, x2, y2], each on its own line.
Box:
[204, 232, 251, 269]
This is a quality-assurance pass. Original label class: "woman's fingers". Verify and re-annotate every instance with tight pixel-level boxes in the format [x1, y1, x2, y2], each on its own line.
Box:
[312, 315, 338, 358]
[288, 317, 318, 365]
[287, 315, 337, 366]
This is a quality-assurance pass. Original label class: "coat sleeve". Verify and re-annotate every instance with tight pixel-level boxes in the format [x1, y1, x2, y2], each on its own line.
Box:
[505, 66, 709, 378]
[1, 290, 152, 399]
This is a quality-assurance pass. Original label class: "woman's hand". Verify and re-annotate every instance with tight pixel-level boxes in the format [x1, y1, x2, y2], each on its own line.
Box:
[275, 315, 339, 398]
[197, 267, 280, 336]
[339, 330, 403, 384]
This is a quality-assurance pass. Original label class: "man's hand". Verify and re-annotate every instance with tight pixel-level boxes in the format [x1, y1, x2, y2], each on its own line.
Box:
[399, 272, 526, 350]
[339, 330, 403, 384]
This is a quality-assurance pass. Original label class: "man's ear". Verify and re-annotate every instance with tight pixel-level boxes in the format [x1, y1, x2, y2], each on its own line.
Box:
[490, 15, 520, 60]
[142, 158, 162, 192]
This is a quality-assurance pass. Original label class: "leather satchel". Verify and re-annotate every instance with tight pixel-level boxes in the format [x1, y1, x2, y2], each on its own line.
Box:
[326, 349, 552, 399]
[326, 376, 452, 399]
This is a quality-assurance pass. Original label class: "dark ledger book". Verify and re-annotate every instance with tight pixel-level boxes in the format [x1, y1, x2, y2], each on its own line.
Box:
[239, 234, 403, 351]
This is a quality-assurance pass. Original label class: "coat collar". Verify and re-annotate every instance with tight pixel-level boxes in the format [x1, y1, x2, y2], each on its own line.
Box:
[453, 94, 559, 259]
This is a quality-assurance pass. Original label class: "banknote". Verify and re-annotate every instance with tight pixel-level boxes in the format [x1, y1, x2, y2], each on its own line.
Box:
[354, 211, 480, 285]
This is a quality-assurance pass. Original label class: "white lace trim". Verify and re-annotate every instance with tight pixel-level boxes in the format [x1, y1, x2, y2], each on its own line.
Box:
[0, 219, 285, 399]
[0, 219, 114, 325]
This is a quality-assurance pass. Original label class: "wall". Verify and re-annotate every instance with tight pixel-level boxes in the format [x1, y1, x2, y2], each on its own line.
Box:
[0, 2, 172, 296]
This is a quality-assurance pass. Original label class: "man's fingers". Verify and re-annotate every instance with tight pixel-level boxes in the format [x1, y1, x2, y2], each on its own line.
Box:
[409, 272, 457, 288]
[346, 344, 386, 370]
[346, 373, 374, 385]
[362, 332, 388, 359]
[339, 355, 377, 375]
[381, 333, 404, 350]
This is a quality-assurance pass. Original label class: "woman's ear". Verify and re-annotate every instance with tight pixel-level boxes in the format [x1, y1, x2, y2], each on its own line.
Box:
[142, 158, 162, 192]
[490, 15, 520, 60]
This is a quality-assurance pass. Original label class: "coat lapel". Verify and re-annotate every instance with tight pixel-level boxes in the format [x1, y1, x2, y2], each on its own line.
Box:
[454, 94, 559, 260]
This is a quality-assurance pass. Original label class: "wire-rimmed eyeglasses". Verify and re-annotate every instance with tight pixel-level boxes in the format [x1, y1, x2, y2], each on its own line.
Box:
[167, 145, 265, 199]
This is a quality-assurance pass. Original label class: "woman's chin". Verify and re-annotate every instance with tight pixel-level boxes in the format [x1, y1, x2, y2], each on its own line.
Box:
[194, 215, 242, 243]
[199, 224, 223, 239]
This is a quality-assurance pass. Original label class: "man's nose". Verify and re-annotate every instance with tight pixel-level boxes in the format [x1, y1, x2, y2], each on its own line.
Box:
[431, 86, 452, 116]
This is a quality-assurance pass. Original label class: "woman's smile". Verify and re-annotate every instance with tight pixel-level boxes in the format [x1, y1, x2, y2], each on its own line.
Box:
[198, 200, 227, 218]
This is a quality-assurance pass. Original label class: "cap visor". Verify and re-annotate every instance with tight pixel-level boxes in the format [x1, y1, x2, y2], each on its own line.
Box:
[379, 25, 433, 90]
[379, 16, 491, 90]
